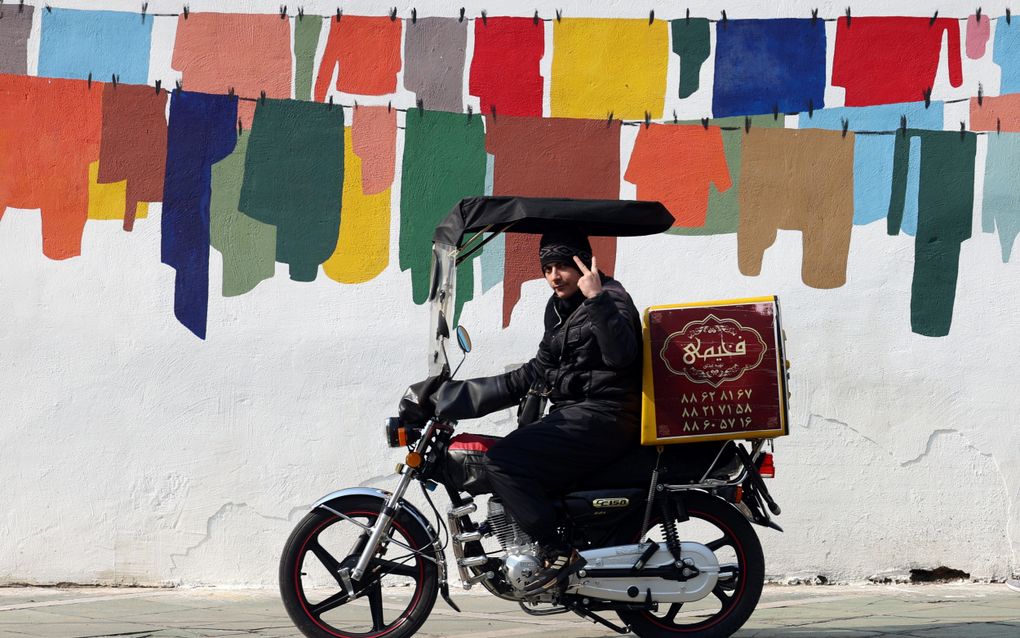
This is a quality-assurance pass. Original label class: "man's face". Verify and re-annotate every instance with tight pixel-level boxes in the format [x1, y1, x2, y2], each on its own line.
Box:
[543, 261, 582, 298]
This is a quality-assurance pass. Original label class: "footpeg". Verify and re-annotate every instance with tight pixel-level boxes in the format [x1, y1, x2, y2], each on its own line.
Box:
[453, 530, 482, 543]
[457, 556, 489, 567]
[447, 502, 477, 517]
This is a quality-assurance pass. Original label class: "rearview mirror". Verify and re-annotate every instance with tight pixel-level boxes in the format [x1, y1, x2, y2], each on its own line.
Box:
[455, 326, 472, 353]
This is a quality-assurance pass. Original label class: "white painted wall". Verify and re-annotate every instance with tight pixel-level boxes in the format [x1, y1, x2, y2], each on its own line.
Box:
[1, 0, 1017, 587]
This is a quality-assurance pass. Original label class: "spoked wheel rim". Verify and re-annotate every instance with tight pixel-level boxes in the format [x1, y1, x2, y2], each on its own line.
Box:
[632, 509, 751, 633]
[292, 511, 428, 638]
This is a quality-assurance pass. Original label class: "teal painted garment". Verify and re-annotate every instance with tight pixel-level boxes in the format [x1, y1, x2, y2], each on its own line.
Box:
[982, 134, 1020, 262]
[238, 99, 344, 282]
[888, 130, 977, 337]
[799, 101, 943, 230]
[670, 18, 711, 99]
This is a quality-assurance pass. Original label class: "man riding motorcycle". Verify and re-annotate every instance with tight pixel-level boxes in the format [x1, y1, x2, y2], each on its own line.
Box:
[434, 230, 644, 592]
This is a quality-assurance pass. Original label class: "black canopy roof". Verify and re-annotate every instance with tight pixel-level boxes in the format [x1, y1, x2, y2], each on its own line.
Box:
[433, 196, 675, 246]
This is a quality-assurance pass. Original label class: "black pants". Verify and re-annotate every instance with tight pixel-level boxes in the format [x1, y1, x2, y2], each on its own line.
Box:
[483, 401, 638, 545]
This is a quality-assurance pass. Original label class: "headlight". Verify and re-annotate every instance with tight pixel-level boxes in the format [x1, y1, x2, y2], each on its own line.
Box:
[385, 417, 422, 448]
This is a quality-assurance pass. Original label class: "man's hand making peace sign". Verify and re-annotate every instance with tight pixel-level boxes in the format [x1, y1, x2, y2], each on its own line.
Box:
[573, 255, 603, 299]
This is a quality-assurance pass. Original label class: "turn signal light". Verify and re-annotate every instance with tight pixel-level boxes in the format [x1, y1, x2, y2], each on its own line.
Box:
[759, 453, 776, 478]
[405, 452, 423, 468]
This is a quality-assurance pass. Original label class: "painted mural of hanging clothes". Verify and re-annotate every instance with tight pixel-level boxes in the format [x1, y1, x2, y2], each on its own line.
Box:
[485, 116, 621, 327]
[209, 130, 277, 297]
[162, 90, 238, 339]
[399, 109, 487, 323]
[832, 17, 963, 107]
[237, 98, 345, 283]
[469, 17, 545, 117]
[737, 128, 856, 289]
[667, 115, 784, 237]
[887, 130, 977, 338]
[404, 17, 468, 112]
[993, 18, 1020, 94]
[624, 124, 731, 228]
[982, 134, 1020, 263]
[314, 15, 402, 101]
[0, 5, 34, 74]
[551, 18, 669, 120]
[323, 106, 397, 285]
[38, 8, 153, 85]
[293, 15, 323, 101]
[670, 18, 710, 99]
[970, 93, 1020, 132]
[0, 75, 103, 261]
[798, 101, 944, 229]
[97, 85, 169, 231]
[171, 13, 291, 127]
[712, 19, 827, 118]
[966, 14, 991, 59]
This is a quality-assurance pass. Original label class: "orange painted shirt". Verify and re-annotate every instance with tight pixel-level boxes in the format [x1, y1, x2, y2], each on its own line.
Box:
[0, 75, 102, 260]
[624, 124, 731, 228]
[314, 16, 402, 100]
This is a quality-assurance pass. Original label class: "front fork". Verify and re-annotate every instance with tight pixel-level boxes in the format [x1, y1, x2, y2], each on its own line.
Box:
[348, 421, 439, 582]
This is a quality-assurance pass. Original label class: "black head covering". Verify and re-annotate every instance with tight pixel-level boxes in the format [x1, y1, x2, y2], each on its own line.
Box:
[538, 231, 592, 270]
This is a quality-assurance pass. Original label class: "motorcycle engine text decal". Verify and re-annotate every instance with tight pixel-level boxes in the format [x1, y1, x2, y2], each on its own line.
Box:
[592, 498, 630, 508]
[659, 314, 767, 388]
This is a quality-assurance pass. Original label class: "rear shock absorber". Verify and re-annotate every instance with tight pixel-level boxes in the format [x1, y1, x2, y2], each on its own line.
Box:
[659, 497, 684, 558]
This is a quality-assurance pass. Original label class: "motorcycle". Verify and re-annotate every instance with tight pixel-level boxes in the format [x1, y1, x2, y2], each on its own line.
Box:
[279, 196, 784, 638]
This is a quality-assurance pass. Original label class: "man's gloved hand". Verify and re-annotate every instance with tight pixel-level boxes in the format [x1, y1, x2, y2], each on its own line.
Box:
[433, 375, 519, 420]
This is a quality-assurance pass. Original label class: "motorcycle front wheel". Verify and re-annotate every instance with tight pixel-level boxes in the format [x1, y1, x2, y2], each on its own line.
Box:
[279, 495, 439, 638]
[616, 491, 765, 638]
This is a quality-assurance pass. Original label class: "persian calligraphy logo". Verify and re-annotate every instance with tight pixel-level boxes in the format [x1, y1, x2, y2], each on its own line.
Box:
[659, 314, 767, 388]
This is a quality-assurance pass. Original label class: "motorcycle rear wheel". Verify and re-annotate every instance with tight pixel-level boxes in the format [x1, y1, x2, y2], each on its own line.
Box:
[616, 491, 765, 638]
[279, 496, 439, 638]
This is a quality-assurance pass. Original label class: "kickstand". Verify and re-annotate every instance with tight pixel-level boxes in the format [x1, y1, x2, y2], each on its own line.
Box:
[569, 603, 631, 634]
[439, 583, 461, 612]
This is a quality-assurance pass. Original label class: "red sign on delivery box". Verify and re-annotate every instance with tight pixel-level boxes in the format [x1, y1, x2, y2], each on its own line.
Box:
[640, 296, 790, 445]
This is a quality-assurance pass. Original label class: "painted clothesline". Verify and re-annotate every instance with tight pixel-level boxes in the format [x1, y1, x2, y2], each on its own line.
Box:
[9, 77, 1008, 136]
[27, 5, 1019, 24]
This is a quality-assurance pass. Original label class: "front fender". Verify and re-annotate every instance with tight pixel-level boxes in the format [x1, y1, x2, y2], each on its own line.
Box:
[311, 487, 438, 542]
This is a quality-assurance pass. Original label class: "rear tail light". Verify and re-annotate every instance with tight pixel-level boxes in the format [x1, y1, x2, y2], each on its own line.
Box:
[759, 453, 775, 478]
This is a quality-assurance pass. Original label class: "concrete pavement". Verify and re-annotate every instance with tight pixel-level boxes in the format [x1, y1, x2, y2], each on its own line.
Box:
[0, 583, 1018, 637]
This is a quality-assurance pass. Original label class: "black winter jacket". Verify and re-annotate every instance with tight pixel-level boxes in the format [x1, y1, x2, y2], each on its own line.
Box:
[504, 276, 643, 410]
[432, 276, 643, 421]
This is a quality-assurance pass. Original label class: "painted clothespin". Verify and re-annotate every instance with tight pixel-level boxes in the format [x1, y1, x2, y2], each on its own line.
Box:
[279, 5, 287, 19]
[467, 104, 473, 121]
[978, 83, 984, 106]
[459, 8, 465, 23]
[183, 5, 189, 19]
[112, 73, 119, 87]
[336, 8, 342, 22]
[808, 98, 814, 118]
[773, 103, 780, 120]
[237, 118, 243, 136]
[923, 87, 933, 108]
[1008, 9, 1012, 24]
[411, 8, 416, 23]
[228, 86, 235, 96]
[298, 7, 304, 20]
[481, 10, 487, 25]
[960, 121, 968, 139]
[260, 90, 266, 104]
[701, 117, 709, 129]
[175, 79, 182, 90]
[900, 114, 908, 136]
[328, 95, 334, 110]
[490, 104, 497, 120]
[417, 97, 425, 115]
[155, 79, 162, 94]
[606, 111, 615, 127]
[976, 7, 982, 21]
[644, 111, 652, 128]
[387, 101, 392, 113]
[685, 8, 690, 23]
[45, 4, 51, 13]
[390, 7, 397, 21]
[649, 10, 654, 25]
[673, 109, 678, 124]
[556, 9, 562, 22]
[720, 10, 727, 26]
[845, 7, 851, 27]
[142, 2, 148, 22]
[841, 118, 850, 138]
[533, 10, 539, 25]
[744, 116, 752, 133]
[997, 117, 1002, 133]
[811, 8, 818, 24]
[87, 71, 92, 88]
[929, 10, 939, 26]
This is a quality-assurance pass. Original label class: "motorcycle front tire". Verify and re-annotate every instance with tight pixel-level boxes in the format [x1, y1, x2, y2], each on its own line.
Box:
[279, 495, 439, 638]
